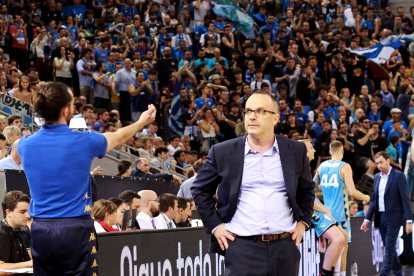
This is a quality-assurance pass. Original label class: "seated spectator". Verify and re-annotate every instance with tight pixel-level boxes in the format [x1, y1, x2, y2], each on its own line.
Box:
[173, 149, 186, 174]
[348, 200, 359, 217]
[174, 197, 192, 227]
[153, 193, 178, 229]
[116, 159, 132, 177]
[131, 157, 181, 184]
[140, 122, 159, 137]
[0, 133, 7, 159]
[7, 115, 23, 129]
[137, 190, 160, 229]
[136, 136, 154, 161]
[3, 126, 21, 156]
[0, 190, 32, 270]
[0, 139, 21, 170]
[92, 199, 119, 233]
[150, 147, 171, 172]
[167, 135, 182, 160]
[108, 197, 127, 231]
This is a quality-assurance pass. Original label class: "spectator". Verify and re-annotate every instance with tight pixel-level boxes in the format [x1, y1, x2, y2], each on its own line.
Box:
[3, 126, 21, 156]
[132, 157, 181, 183]
[116, 159, 132, 177]
[175, 197, 192, 227]
[0, 190, 32, 270]
[137, 190, 160, 229]
[92, 63, 113, 110]
[54, 46, 75, 89]
[76, 48, 96, 104]
[154, 193, 178, 229]
[0, 140, 22, 170]
[92, 199, 119, 233]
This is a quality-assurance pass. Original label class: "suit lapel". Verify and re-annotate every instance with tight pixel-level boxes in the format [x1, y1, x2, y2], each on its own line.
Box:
[228, 136, 246, 203]
[277, 136, 295, 195]
[384, 169, 394, 195]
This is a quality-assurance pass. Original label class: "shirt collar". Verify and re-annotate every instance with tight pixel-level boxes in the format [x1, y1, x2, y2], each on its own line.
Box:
[381, 167, 392, 177]
[244, 136, 278, 156]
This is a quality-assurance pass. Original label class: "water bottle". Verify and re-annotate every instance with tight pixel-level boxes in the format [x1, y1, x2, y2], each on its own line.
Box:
[351, 261, 358, 276]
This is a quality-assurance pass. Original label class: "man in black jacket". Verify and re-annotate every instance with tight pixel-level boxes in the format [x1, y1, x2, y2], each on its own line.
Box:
[131, 157, 182, 184]
[0, 191, 32, 270]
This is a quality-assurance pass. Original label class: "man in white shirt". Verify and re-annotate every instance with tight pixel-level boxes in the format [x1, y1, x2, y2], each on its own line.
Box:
[136, 190, 160, 229]
[0, 140, 22, 170]
[154, 193, 179, 229]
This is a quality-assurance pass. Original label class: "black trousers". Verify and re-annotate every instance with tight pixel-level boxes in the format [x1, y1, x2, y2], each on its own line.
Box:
[31, 216, 98, 276]
[224, 236, 300, 276]
[119, 91, 131, 122]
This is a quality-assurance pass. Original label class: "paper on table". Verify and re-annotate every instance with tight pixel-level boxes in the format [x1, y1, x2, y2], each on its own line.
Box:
[0, 267, 33, 273]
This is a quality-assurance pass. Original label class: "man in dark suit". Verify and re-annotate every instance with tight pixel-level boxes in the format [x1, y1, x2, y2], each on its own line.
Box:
[361, 151, 412, 276]
[131, 157, 182, 184]
[191, 91, 315, 276]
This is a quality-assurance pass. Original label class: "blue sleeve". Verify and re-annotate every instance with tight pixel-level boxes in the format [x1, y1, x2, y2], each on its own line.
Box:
[88, 132, 108, 158]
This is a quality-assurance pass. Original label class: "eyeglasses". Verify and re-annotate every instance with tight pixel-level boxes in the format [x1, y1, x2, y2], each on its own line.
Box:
[244, 108, 276, 117]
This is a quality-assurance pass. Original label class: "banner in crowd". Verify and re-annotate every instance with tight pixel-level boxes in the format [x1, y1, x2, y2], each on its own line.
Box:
[3, 170, 179, 199]
[0, 93, 34, 126]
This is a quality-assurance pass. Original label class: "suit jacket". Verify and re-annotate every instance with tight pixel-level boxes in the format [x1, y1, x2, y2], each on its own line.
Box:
[191, 135, 315, 255]
[365, 168, 412, 228]
[131, 169, 173, 181]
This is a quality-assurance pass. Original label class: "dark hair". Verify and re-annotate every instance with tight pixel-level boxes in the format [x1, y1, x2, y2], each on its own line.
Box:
[108, 197, 124, 208]
[159, 193, 177, 213]
[169, 135, 180, 142]
[389, 135, 399, 145]
[81, 104, 94, 113]
[0, 133, 5, 141]
[33, 82, 73, 124]
[95, 62, 105, 72]
[2, 190, 30, 217]
[358, 116, 369, 123]
[374, 151, 389, 160]
[8, 115, 22, 126]
[96, 108, 108, 117]
[155, 147, 169, 157]
[173, 149, 185, 161]
[177, 197, 190, 209]
[82, 48, 93, 57]
[118, 190, 141, 207]
[117, 160, 132, 176]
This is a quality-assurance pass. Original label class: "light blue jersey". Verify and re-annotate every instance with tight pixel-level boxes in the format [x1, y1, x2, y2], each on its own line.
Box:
[319, 160, 348, 223]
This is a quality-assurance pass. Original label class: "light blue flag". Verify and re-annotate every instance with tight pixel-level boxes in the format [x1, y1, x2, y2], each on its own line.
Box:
[212, 4, 256, 39]
[349, 41, 403, 64]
